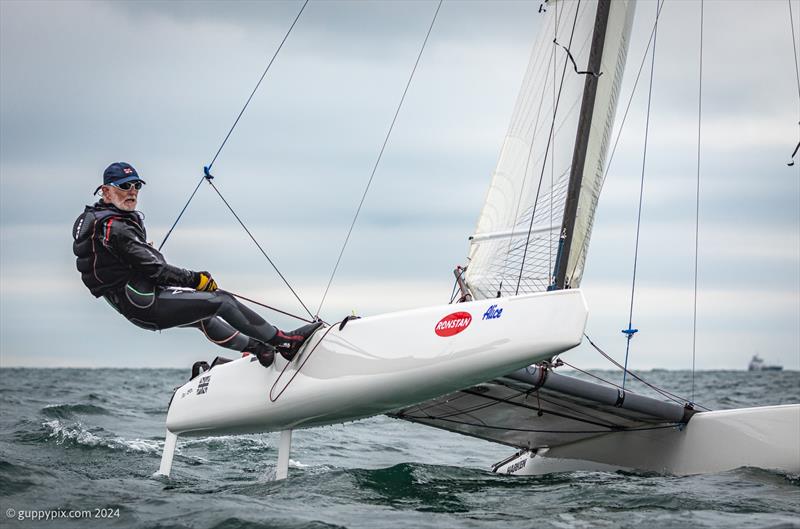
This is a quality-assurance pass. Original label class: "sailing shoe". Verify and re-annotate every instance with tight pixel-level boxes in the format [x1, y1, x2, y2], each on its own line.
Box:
[269, 321, 324, 361]
[246, 340, 277, 368]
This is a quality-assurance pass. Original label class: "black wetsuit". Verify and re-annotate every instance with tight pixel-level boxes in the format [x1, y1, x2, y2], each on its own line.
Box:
[72, 201, 276, 352]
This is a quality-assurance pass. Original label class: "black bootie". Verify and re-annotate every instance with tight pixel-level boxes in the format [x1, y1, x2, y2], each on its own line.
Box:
[268, 321, 324, 361]
[245, 339, 276, 368]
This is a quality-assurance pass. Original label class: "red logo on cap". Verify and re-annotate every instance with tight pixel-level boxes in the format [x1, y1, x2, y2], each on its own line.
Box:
[434, 312, 472, 337]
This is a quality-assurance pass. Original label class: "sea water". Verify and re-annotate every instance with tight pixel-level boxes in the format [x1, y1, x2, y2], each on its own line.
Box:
[0, 368, 798, 529]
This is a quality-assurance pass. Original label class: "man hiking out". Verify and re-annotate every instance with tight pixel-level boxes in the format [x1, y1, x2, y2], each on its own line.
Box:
[72, 162, 321, 367]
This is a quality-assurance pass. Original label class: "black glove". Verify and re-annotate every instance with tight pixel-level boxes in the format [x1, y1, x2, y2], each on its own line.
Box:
[195, 271, 218, 292]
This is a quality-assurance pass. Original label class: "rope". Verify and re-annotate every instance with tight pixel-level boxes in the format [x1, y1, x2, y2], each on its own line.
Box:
[315, 0, 443, 319]
[206, 179, 314, 319]
[516, 0, 582, 295]
[227, 290, 316, 324]
[691, 0, 704, 403]
[622, 1, 660, 390]
[558, 359, 622, 389]
[157, 0, 308, 251]
[583, 333, 711, 411]
[553, 38, 602, 77]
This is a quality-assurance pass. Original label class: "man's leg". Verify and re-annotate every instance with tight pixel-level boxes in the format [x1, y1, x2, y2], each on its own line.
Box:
[128, 288, 277, 366]
[154, 289, 322, 361]
[188, 317, 249, 351]
[120, 287, 317, 364]
[185, 317, 276, 367]
[150, 288, 278, 343]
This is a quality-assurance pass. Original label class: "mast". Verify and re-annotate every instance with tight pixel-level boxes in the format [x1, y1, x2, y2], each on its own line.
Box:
[465, 0, 634, 300]
[553, 0, 611, 289]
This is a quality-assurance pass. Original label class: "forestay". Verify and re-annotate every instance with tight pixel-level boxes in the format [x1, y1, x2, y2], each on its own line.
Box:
[465, 0, 635, 299]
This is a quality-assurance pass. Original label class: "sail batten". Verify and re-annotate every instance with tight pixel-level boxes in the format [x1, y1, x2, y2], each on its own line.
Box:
[465, 0, 635, 300]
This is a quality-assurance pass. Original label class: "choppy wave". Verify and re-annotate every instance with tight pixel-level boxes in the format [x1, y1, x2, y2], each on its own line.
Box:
[0, 368, 797, 529]
[42, 419, 162, 454]
[41, 403, 111, 419]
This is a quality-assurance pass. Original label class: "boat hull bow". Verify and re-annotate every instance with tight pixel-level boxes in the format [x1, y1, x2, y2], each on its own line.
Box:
[165, 289, 589, 436]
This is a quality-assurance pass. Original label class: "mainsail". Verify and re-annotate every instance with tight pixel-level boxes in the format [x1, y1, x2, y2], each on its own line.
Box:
[394, 0, 640, 452]
[465, 0, 635, 299]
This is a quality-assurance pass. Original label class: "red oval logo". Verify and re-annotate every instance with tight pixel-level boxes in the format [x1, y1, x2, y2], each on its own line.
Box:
[435, 311, 472, 337]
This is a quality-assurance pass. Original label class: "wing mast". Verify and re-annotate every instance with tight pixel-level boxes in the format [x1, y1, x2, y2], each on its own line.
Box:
[554, 0, 610, 289]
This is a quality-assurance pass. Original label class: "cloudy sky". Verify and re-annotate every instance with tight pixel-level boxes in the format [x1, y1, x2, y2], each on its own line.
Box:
[1, 0, 798, 373]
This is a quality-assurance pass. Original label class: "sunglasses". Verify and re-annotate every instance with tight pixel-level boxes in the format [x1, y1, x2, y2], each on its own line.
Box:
[110, 181, 144, 191]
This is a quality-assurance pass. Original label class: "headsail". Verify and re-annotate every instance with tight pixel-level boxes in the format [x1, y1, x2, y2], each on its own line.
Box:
[465, 0, 635, 299]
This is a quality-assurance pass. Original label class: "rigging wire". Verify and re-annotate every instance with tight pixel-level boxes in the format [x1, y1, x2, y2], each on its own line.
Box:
[582, 334, 711, 410]
[790, 0, 800, 102]
[621, 1, 660, 390]
[691, 0, 704, 403]
[314, 0, 443, 319]
[206, 179, 315, 319]
[207, 0, 310, 173]
[516, 0, 582, 295]
[789, 0, 800, 165]
[158, 177, 204, 252]
[158, 0, 309, 252]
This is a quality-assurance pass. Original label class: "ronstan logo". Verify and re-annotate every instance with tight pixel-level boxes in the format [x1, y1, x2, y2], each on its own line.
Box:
[435, 312, 472, 337]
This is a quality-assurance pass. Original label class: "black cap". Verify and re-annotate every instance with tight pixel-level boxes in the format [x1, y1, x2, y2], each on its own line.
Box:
[94, 162, 146, 195]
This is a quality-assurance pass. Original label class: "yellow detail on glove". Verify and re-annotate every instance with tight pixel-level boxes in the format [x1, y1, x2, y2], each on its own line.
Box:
[196, 272, 218, 292]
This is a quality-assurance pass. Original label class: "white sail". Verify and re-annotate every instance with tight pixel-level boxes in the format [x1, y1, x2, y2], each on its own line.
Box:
[465, 0, 635, 299]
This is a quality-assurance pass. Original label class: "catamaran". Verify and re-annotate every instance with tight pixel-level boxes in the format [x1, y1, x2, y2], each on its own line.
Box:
[157, 0, 800, 479]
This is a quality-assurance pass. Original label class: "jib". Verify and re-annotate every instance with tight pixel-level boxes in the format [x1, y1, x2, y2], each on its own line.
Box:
[483, 304, 503, 320]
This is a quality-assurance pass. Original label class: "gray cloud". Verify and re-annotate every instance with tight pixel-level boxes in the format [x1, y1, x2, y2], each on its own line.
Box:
[1, 0, 798, 370]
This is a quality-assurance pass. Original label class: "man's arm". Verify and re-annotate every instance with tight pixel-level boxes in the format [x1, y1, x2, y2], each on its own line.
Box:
[105, 219, 199, 287]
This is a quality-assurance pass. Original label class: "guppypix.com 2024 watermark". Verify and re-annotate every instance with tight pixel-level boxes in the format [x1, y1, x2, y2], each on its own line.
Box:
[5, 507, 120, 522]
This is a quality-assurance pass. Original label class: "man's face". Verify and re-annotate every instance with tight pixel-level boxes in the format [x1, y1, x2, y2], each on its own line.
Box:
[102, 183, 139, 211]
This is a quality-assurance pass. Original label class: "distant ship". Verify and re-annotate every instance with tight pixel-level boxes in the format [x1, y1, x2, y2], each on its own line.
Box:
[748, 354, 783, 371]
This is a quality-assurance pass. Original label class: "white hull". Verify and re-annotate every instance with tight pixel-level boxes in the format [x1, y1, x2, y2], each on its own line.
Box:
[165, 289, 588, 437]
[494, 404, 800, 476]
